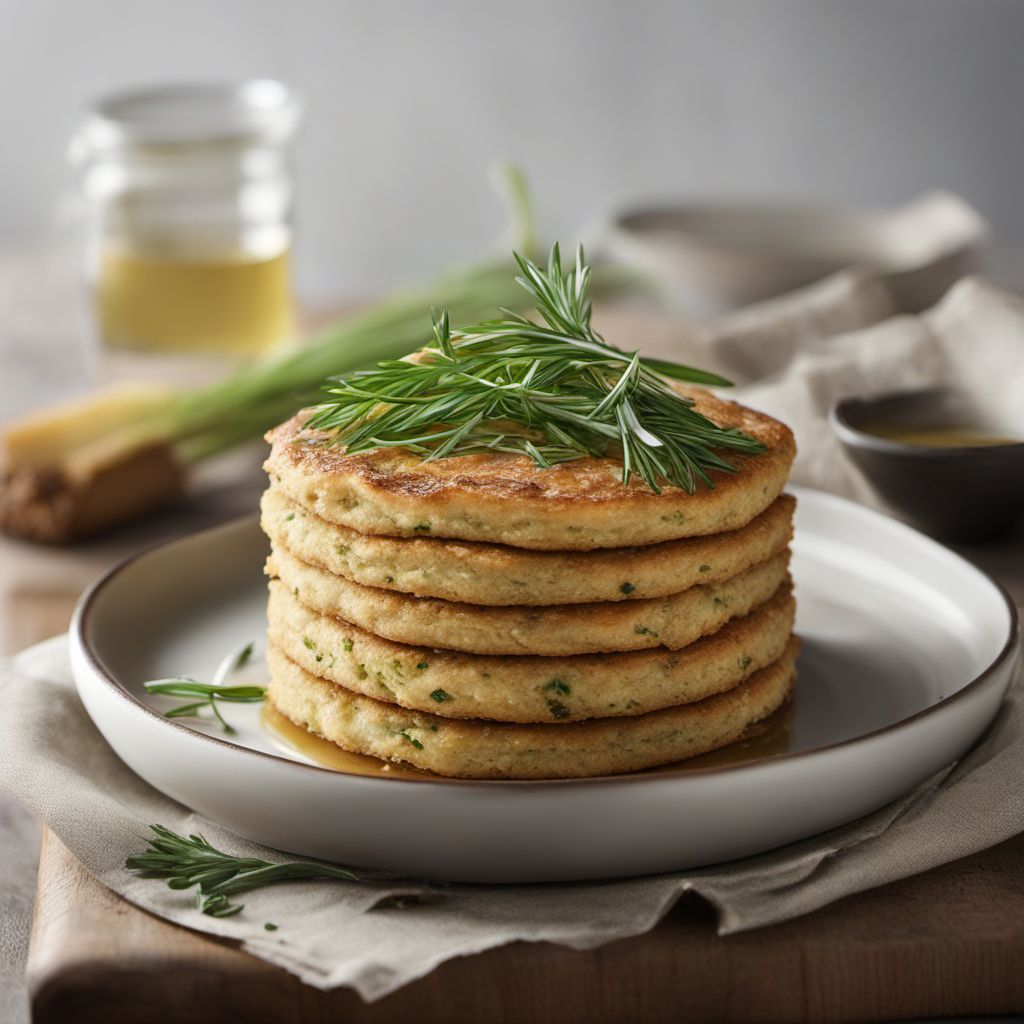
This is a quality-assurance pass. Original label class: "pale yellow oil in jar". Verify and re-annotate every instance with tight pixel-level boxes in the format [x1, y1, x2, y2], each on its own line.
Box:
[97, 247, 292, 355]
[74, 81, 302, 362]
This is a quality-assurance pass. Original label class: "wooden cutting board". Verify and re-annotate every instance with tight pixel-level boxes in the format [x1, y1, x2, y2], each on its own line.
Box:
[25, 827, 1024, 1023]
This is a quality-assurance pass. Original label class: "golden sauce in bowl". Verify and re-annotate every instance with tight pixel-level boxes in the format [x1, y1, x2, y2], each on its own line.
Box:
[831, 389, 1024, 541]
[861, 424, 1022, 448]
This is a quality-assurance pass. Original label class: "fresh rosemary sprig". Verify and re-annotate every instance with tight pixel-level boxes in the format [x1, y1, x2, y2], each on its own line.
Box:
[126, 825, 359, 917]
[144, 641, 265, 734]
[304, 243, 764, 494]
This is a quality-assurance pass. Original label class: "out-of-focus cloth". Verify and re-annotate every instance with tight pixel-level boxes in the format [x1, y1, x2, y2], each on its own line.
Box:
[606, 271, 1024, 508]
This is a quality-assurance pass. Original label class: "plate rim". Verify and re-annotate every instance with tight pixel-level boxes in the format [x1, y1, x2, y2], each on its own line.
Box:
[71, 486, 1020, 790]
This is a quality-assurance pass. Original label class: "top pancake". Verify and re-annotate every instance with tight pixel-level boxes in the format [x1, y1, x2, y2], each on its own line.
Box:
[264, 387, 795, 550]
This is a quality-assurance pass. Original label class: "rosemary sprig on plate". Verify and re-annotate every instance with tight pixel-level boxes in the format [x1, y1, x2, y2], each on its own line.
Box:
[305, 243, 765, 494]
[126, 825, 359, 918]
[144, 641, 265, 734]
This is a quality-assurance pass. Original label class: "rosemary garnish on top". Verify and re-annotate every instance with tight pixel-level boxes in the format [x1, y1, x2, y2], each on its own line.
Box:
[305, 243, 765, 494]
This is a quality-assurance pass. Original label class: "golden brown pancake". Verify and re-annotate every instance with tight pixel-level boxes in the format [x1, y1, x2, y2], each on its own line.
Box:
[261, 487, 794, 606]
[265, 637, 799, 779]
[264, 387, 795, 550]
[266, 578, 796, 722]
[266, 544, 790, 656]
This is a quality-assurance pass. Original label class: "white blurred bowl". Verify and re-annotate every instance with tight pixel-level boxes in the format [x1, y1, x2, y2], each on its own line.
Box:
[604, 191, 988, 318]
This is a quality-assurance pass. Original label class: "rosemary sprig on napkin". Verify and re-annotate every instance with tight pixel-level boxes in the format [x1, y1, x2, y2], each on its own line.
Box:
[144, 641, 265, 734]
[126, 825, 359, 917]
[305, 243, 765, 494]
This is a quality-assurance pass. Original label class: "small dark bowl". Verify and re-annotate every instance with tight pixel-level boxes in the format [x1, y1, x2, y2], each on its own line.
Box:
[830, 389, 1024, 543]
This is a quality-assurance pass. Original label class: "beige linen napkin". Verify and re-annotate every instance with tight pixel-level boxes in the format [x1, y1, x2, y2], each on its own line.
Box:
[726, 276, 1024, 507]
[0, 634, 1021, 1001]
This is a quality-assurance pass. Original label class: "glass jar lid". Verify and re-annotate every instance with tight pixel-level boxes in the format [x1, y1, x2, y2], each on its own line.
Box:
[71, 79, 302, 160]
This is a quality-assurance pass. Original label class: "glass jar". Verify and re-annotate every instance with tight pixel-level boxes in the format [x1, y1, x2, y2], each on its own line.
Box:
[71, 80, 301, 359]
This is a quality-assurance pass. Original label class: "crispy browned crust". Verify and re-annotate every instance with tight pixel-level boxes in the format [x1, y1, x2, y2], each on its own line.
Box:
[264, 387, 796, 550]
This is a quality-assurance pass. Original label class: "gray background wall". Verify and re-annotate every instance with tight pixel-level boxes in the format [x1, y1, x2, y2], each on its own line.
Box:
[2, 0, 1022, 301]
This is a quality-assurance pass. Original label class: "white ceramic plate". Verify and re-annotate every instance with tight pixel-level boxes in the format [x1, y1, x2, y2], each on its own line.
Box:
[70, 488, 1019, 883]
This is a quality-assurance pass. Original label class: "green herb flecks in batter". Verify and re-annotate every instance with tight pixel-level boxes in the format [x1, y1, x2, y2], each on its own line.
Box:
[543, 679, 571, 695]
[546, 700, 571, 720]
[305, 244, 764, 495]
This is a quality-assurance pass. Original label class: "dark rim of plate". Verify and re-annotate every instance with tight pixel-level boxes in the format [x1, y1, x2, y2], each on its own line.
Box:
[72, 499, 1020, 790]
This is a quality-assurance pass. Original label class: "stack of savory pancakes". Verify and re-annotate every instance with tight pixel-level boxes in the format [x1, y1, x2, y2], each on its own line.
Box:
[261, 387, 797, 780]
